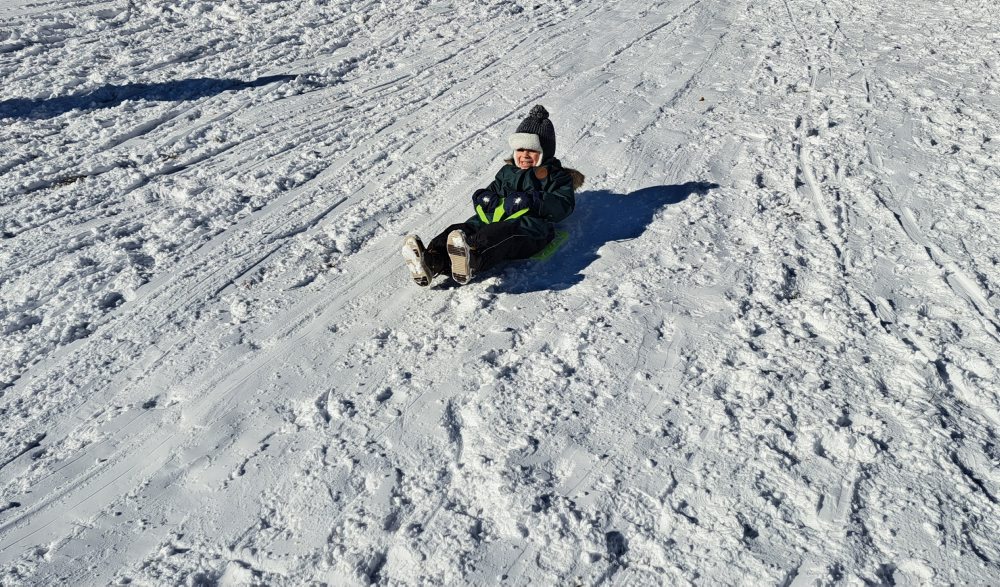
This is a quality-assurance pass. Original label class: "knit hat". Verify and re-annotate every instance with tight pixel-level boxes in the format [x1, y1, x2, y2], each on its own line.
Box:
[508, 105, 556, 162]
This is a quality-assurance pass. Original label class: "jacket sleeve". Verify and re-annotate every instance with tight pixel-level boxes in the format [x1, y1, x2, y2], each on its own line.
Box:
[535, 168, 575, 223]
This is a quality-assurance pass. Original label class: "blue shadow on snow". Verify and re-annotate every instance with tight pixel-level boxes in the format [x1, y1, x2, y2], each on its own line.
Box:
[493, 181, 720, 294]
[0, 75, 297, 120]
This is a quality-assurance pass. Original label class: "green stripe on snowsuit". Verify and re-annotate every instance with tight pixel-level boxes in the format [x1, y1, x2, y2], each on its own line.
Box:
[475, 199, 530, 224]
[467, 158, 575, 241]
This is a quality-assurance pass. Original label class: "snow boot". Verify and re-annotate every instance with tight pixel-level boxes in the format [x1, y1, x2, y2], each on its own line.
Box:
[446, 229, 474, 285]
[401, 235, 433, 286]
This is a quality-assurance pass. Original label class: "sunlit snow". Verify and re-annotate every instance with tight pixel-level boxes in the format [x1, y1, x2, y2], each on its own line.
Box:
[1, 0, 998, 584]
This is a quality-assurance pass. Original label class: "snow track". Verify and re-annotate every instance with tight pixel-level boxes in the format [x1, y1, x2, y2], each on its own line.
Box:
[2, 0, 999, 584]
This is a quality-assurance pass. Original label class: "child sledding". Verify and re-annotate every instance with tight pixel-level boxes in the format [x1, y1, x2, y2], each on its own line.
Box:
[402, 105, 585, 286]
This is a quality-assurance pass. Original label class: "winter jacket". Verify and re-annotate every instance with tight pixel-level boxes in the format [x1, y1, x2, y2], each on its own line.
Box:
[466, 157, 584, 240]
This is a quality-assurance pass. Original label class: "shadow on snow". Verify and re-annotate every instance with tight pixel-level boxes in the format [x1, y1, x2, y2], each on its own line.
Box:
[0, 75, 297, 120]
[492, 181, 720, 294]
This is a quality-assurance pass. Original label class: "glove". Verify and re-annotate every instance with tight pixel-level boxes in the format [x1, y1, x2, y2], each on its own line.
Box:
[472, 189, 501, 214]
[505, 191, 543, 217]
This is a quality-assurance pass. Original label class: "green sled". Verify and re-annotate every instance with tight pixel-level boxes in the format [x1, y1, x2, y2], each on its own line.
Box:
[530, 230, 569, 261]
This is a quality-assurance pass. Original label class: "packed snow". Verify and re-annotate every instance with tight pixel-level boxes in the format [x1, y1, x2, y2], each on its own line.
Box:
[1, 0, 999, 584]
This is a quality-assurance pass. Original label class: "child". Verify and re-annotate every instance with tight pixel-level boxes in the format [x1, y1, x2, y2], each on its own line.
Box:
[402, 105, 584, 285]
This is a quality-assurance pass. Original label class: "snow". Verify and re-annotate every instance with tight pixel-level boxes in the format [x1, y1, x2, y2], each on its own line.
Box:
[1, 0, 999, 584]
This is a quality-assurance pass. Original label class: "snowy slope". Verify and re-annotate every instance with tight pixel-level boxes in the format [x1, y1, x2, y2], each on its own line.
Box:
[1, 0, 999, 584]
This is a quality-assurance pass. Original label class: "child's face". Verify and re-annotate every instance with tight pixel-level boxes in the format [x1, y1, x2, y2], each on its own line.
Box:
[514, 149, 541, 169]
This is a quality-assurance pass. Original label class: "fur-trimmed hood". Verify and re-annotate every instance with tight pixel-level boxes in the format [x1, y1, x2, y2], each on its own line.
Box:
[565, 168, 585, 190]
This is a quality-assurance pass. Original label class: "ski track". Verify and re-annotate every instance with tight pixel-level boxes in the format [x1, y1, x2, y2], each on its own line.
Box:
[2, 0, 999, 585]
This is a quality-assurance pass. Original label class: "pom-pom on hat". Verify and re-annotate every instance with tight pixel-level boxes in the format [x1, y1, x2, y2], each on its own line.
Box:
[508, 104, 556, 162]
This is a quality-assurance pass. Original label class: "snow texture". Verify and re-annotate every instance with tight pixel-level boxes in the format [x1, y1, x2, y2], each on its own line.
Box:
[1, 0, 999, 585]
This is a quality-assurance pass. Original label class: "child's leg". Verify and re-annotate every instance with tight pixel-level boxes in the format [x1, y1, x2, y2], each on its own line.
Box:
[467, 221, 552, 272]
[426, 223, 474, 275]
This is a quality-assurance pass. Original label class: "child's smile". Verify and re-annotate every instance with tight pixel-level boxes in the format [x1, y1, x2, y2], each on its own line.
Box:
[514, 148, 541, 169]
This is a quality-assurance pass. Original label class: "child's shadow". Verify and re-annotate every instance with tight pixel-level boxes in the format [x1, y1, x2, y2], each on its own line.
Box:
[493, 181, 719, 294]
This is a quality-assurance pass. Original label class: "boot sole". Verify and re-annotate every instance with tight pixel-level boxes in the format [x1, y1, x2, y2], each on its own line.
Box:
[401, 236, 432, 286]
[446, 230, 472, 285]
